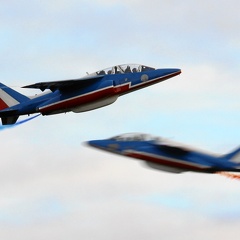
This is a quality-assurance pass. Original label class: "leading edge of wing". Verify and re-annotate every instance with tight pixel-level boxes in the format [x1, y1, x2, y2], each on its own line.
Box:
[157, 144, 190, 157]
[22, 75, 104, 92]
[152, 140, 191, 157]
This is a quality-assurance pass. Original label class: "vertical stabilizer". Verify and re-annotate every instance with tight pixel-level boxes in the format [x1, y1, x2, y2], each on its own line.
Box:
[224, 147, 240, 163]
[0, 83, 29, 110]
[0, 83, 30, 125]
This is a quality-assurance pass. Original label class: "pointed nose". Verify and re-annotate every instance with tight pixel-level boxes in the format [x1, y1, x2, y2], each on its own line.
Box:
[87, 140, 109, 150]
[86, 139, 121, 153]
[160, 68, 181, 76]
[87, 140, 102, 147]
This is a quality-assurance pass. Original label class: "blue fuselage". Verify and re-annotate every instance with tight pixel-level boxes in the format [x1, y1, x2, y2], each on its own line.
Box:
[88, 138, 240, 173]
[2, 68, 181, 117]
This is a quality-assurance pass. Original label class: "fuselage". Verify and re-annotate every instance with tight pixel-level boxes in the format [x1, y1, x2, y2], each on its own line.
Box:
[2, 65, 181, 117]
[87, 133, 240, 173]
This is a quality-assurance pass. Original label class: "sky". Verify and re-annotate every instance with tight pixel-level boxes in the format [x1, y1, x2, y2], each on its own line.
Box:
[0, 0, 240, 239]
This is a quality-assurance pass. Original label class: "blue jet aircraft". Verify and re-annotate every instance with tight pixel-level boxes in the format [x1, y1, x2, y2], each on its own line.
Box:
[87, 133, 240, 173]
[0, 64, 181, 125]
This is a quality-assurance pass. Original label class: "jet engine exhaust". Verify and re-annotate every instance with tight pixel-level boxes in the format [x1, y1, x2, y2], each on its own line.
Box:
[217, 172, 240, 181]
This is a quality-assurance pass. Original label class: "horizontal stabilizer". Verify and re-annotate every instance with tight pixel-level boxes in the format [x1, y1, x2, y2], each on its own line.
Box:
[22, 75, 104, 92]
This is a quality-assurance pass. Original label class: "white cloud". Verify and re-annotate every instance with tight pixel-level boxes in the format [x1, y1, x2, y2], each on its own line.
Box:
[0, 0, 239, 239]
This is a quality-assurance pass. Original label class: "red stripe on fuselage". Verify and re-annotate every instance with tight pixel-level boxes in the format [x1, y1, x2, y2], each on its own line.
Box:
[39, 71, 180, 114]
[0, 98, 9, 110]
[40, 86, 116, 114]
[125, 151, 209, 172]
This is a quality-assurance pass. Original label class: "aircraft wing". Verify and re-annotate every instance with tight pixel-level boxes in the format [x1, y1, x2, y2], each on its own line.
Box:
[152, 139, 191, 157]
[22, 75, 104, 92]
[158, 144, 190, 156]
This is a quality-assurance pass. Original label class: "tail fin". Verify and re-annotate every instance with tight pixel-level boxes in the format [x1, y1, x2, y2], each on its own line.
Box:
[0, 83, 29, 110]
[0, 83, 29, 125]
[224, 147, 240, 163]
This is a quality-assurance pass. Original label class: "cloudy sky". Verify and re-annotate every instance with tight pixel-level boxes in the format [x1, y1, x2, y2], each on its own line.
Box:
[0, 0, 240, 239]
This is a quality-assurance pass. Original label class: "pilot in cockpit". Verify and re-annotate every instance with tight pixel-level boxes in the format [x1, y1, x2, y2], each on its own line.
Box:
[114, 66, 121, 74]
[98, 70, 106, 75]
[125, 65, 131, 73]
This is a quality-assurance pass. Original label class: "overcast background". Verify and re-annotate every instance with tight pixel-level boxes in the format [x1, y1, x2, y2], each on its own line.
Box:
[0, 1, 240, 239]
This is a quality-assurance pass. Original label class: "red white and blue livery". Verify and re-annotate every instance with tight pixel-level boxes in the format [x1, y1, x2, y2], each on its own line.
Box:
[87, 133, 240, 173]
[0, 64, 181, 125]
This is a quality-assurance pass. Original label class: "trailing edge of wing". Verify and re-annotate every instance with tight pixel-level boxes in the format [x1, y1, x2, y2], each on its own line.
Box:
[22, 75, 104, 92]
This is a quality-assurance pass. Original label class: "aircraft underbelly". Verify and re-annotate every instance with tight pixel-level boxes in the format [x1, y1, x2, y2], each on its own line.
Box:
[71, 95, 118, 113]
[144, 161, 186, 173]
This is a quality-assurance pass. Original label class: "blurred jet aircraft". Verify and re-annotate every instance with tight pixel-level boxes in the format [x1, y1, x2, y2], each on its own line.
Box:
[0, 64, 180, 124]
[87, 133, 240, 173]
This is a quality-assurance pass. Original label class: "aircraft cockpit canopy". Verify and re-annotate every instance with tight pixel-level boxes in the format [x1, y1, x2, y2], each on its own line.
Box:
[110, 133, 159, 142]
[88, 64, 155, 76]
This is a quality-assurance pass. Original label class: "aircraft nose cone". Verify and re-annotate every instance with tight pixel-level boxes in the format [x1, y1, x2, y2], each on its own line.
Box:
[162, 68, 181, 75]
[87, 140, 100, 147]
[154, 68, 181, 79]
[87, 140, 107, 149]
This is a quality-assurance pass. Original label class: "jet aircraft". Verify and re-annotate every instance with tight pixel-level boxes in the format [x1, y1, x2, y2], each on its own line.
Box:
[87, 133, 240, 173]
[0, 64, 181, 125]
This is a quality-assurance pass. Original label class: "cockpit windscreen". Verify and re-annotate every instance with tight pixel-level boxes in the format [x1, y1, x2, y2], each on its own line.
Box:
[110, 133, 159, 142]
[88, 64, 155, 76]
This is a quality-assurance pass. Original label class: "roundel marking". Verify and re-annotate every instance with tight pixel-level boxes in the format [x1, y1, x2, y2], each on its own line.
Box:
[141, 74, 149, 82]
